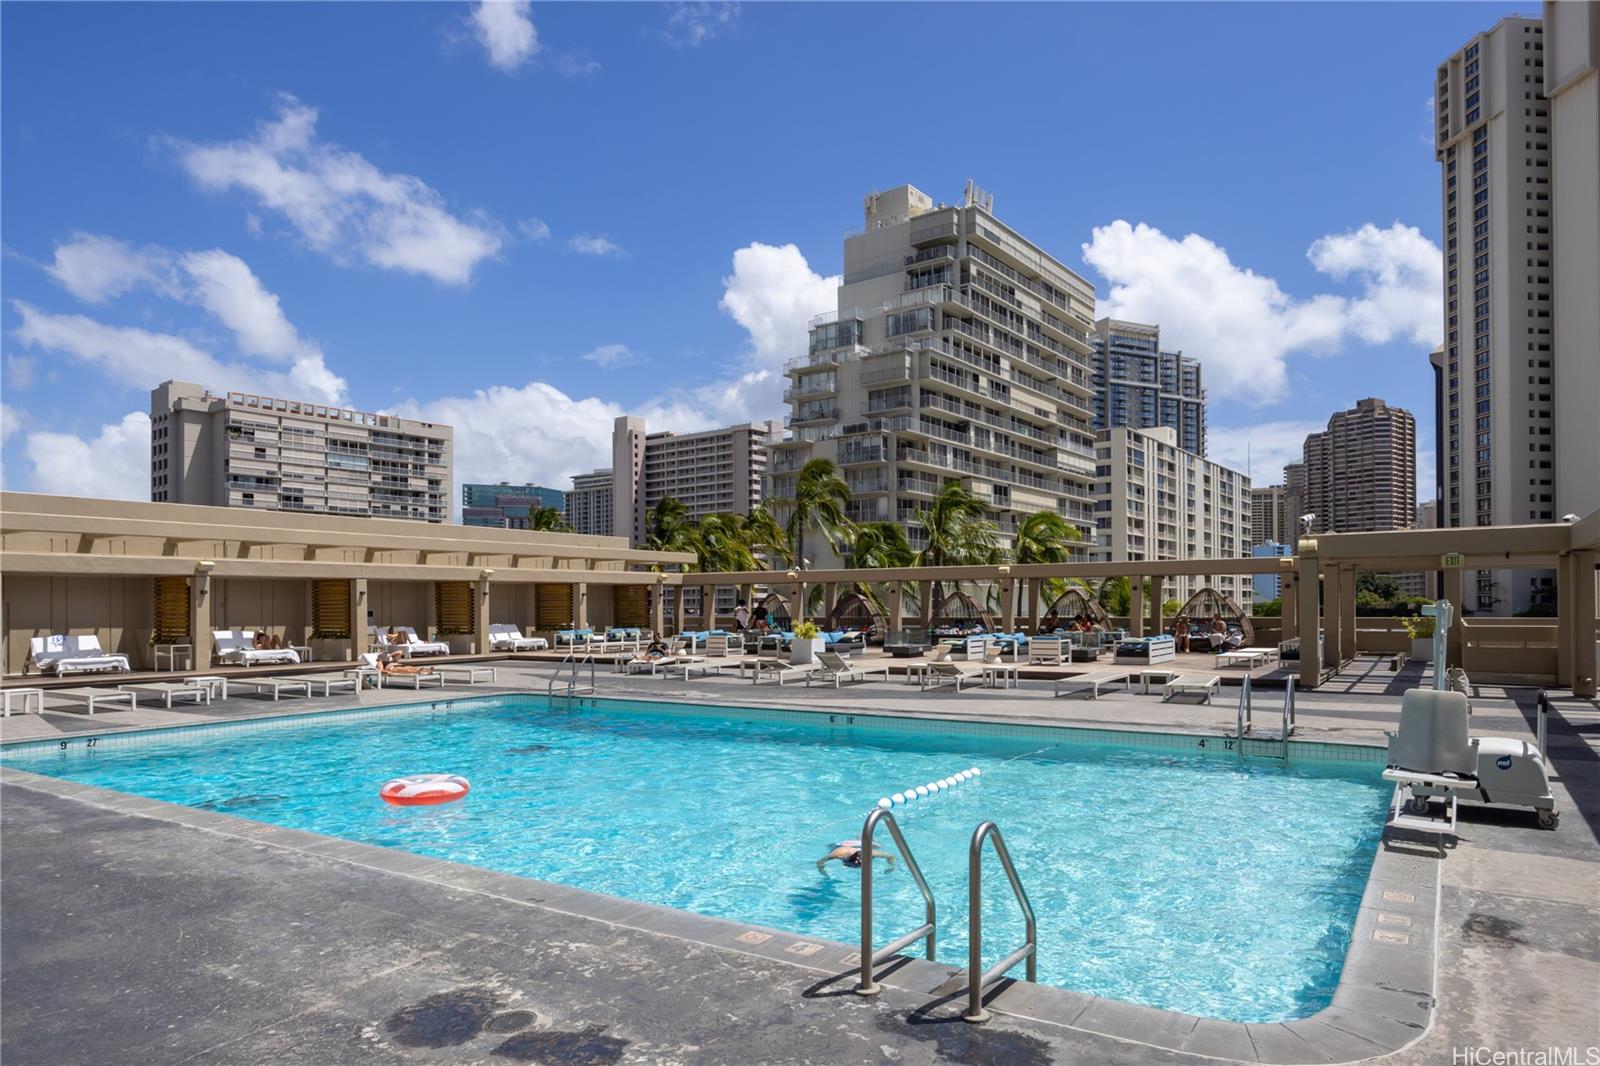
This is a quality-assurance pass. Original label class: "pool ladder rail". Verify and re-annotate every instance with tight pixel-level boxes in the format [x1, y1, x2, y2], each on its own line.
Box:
[547, 650, 596, 701]
[1234, 676, 1296, 759]
[854, 810, 1039, 1026]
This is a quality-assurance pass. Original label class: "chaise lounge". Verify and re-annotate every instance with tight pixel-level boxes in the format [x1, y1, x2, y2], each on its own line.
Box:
[213, 630, 301, 667]
[28, 635, 131, 676]
[488, 624, 549, 651]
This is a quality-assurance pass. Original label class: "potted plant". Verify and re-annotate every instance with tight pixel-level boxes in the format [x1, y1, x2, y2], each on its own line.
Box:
[309, 628, 351, 662]
[437, 626, 476, 655]
[790, 621, 825, 665]
[1402, 615, 1435, 662]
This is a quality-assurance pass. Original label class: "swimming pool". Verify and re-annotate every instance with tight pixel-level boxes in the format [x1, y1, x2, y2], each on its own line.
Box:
[3, 695, 1390, 1023]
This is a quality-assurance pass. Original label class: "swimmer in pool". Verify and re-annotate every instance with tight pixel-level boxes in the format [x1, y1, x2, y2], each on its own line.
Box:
[816, 839, 896, 872]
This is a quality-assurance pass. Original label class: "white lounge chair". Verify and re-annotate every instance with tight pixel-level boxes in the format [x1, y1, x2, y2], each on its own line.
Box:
[231, 678, 311, 700]
[28, 635, 131, 676]
[213, 630, 301, 667]
[275, 674, 361, 697]
[377, 666, 446, 689]
[47, 687, 138, 714]
[624, 653, 705, 676]
[117, 681, 211, 707]
[1162, 674, 1221, 703]
[808, 652, 889, 688]
[920, 661, 982, 692]
[393, 626, 449, 656]
[1028, 635, 1067, 665]
[749, 659, 818, 685]
[436, 664, 497, 685]
[1052, 670, 1132, 699]
[487, 624, 548, 651]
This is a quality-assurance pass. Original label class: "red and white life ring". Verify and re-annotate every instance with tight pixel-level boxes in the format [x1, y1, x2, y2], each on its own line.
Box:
[380, 774, 470, 806]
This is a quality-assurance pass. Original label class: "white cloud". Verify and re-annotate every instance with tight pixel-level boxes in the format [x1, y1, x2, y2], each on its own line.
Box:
[0, 402, 20, 443]
[471, 1, 539, 71]
[580, 343, 640, 368]
[664, 2, 739, 46]
[718, 242, 838, 365]
[1082, 220, 1442, 405]
[179, 249, 309, 361]
[556, 53, 602, 76]
[1206, 420, 1324, 485]
[173, 95, 502, 285]
[518, 217, 551, 241]
[45, 232, 178, 303]
[567, 234, 623, 257]
[5, 354, 37, 389]
[23, 410, 151, 501]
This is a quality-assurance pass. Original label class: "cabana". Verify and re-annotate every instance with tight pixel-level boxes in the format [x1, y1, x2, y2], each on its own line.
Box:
[1175, 587, 1254, 644]
[929, 589, 995, 637]
[752, 591, 792, 630]
[1041, 587, 1109, 630]
[826, 588, 887, 644]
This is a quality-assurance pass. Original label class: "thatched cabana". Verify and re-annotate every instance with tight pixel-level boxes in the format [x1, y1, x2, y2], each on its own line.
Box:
[1176, 587, 1254, 643]
[827, 589, 886, 642]
[753, 590, 792, 629]
[1041, 587, 1109, 629]
[930, 589, 995, 635]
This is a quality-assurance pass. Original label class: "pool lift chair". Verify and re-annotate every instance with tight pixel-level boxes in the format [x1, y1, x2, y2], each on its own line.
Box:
[1382, 600, 1557, 838]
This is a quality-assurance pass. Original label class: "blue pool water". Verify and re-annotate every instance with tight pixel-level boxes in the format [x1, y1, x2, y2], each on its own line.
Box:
[4, 696, 1389, 1022]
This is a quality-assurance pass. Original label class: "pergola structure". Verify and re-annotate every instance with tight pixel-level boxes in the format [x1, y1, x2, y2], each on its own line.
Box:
[677, 512, 1600, 695]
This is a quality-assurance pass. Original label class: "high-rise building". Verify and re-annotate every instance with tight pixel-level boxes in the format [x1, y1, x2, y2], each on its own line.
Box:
[566, 470, 614, 536]
[149, 380, 451, 522]
[612, 416, 782, 547]
[462, 483, 567, 528]
[1300, 399, 1417, 535]
[1283, 461, 1309, 536]
[769, 182, 1100, 564]
[1434, 5, 1598, 612]
[1093, 426, 1252, 608]
[1252, 541, 1294, 602]
[1249, 485, 1291, 547]
[1088, 318, 1205, 455]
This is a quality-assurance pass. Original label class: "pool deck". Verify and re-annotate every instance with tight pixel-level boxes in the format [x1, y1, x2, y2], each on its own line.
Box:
[3, 660, 1597, 1064]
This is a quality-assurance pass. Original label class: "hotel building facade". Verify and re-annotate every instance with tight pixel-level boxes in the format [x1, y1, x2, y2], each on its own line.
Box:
[1088, 318, 1206, 456]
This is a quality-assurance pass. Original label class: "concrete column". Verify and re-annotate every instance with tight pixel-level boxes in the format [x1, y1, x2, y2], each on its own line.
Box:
[1027, 579, 1043, 633]
[1297, 548, 1322, 689]
[1324, 565, 1345, 667]
[1340, 566, 1358, 661]
[475, 577, 491, 656]
[888, 582, 904, 642]
[795, 582, 809, 625]
[1443, 567, 1464, 670]
[1130, 577, 1144, 637]
[1147, 576, 1164, 636]
[1281, 572, 1298, 641]
[190, 569, 213, 670]
[425, 582, 438, 643]
[349, 578, 367, 660]
[651, 582, 665, 637]
[1575, 552, 1598, 698]
[917, 583, 933, 630]
[574, 582, 588, 629]
[1000, 578, 1016, 633]
[824, 582, 837, 624]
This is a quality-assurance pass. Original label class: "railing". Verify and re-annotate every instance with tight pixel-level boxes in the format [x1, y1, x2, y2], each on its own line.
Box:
[856, 808, 937, 996]
[1235, 673, 1253, 737]
[962, 821, 1037, 1024]
[546, 650, 595, 701]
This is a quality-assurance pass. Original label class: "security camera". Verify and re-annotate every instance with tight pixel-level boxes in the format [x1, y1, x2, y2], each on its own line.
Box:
[1560, 513, 1579, 523]
[1299, 513, 1316, 535]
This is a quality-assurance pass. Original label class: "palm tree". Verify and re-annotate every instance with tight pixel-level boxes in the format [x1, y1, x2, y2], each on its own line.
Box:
[1011, 511, 1084, 619]
[736, 503, 792, 569]
[844, 521, 916, 628]
[645, 497, 694, 557]
[688, 513, 759, 573]
[914, 482, 998, 623]
[525, 506, 570, 532]
[783, 459, 852, 570]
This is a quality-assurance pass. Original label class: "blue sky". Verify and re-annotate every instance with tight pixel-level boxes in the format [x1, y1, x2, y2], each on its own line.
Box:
[1, 2, 1512, 507]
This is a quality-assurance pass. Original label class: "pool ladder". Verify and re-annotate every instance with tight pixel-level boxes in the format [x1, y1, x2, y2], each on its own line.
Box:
[853, 811, 1039, 1026]
[547, 650, 596, 702]
[1234, 676, 1296, 759]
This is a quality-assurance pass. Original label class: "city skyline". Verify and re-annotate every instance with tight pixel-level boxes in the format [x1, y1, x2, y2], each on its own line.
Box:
[1, 3, 1514, 508]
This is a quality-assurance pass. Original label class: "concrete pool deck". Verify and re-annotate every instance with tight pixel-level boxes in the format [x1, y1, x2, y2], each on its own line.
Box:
[3, 660, 1597, 1064]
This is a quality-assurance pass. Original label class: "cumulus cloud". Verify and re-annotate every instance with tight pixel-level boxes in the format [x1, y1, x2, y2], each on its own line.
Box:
[45, 232, 178, 303]
[0, 402, 19, 443]
[24, 410, 151, 501]
[471, 1, 539, 70]
[1082, 220, 1442, 405]
[556, 53, 602, 76]
[5, 354, 37, 390]
[518, 217, 552, 241]
[1206, 420, 1325, 485]
[664, 2, 739, 46]
[173, 95, 502, 285]
[567, 234, 623, 257]
[580, 343, 640, 368]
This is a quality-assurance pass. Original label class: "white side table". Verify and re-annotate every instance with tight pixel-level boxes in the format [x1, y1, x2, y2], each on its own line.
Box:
[154, 643, 194, 672]
[189, 676, 229, 701]
[291, 644, 313, 663]
[346, 667, 382, 690]
[3, 688, 45, 717]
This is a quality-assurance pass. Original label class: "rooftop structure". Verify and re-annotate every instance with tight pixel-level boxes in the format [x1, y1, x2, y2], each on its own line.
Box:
[462, 483, 567, 528]
[1088, 318, 1205, 456]
[612, 417, 782, 547]
[1301, 398, 1417, 535]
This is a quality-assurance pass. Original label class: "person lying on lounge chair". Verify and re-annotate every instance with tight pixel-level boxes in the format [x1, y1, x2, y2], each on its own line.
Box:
[816, 839, 896, 872]
[254, 631, 284, 650]
[380, 652, 436, 676]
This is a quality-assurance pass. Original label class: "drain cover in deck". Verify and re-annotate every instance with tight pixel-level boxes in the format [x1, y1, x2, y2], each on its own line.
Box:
[483, 1010, 538, 1034]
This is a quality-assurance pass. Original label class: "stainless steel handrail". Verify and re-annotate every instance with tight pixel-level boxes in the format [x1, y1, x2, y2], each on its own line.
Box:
[546, 649, 596, 701]
[855, 807, 936, 996]
[1536, 689, 1550, 759]
[963, 820, 1037, 1024]
[1235, 673, 1253, 738]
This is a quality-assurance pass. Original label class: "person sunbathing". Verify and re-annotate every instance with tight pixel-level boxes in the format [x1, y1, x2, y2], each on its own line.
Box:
[381, 656, 436, 676]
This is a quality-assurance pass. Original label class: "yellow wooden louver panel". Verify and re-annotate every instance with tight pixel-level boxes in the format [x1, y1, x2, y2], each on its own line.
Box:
[311, 580, 351, 639]
[536, 584, 573, 629]
[614, 584, 649, 628]
[434, 582, 473, 634]
[152, 576, 190, 642]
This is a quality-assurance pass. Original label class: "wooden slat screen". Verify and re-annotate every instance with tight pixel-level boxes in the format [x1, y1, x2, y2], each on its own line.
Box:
[434, 581, 473, 635]
[153, 577, 190, 642]
[614, 584, 649, 628]
[311, 580, 351, 639]
[536, 584, 573, 629]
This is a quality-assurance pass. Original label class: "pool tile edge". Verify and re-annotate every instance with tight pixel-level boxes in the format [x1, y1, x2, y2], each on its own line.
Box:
[0, 764, 1437, 1064]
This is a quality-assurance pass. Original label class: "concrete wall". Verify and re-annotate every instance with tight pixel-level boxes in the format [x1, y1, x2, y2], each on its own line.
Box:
[367, 581, 432, 641]
[3, 575, 153, 673]
[211, 578, 308, 646]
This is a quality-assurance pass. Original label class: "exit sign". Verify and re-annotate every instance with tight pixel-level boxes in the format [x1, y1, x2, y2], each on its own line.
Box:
[1442, 552, 1464, 568]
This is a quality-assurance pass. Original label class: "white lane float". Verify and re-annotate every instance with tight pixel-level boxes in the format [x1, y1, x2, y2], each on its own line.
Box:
[876, 767, 980, 810]
[380, 773, 471, 807]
